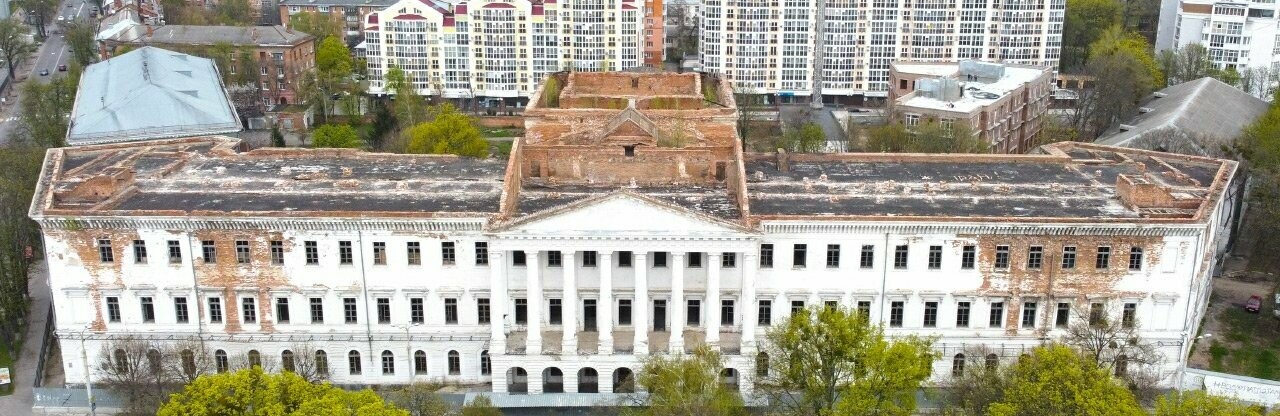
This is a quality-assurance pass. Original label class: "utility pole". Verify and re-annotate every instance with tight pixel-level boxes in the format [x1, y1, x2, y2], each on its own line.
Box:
[810, 0, 826, 109]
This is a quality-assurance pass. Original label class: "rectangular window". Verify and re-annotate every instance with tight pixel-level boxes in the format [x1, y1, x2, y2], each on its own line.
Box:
[826, 244, 840, 267]
[923, 301, 938, 327]
[140, 297, 155, 322]
[242, 297, 257, 323]
[791, 300, 806, 314]
[372, 242, 386, 265]
[548, 298, 561, 324]
[653, 252, 668, 268]
[857, 301, 871, 319]
[339, 241, 353, 265]
[889, 301, 904, 327]
[1096, 246, 1111, 269]
[956, 301, 971, 327]
[1056, 302, 1070, 328]
[407, 242, 421, 265]
[860, 245, 875, 269]
[377, 298, 391, 324]
[618, 251, 632, 268]
[276, 298, 290, 324]
[687, 299, 701, 325]
[270, 240, 284, 265]
[1090, 302, 1105, 326]
[722, 253, 737, 268]
[1061, 246, 1077, 269]
[202, 240, 216, 263]
[478, 298, 491, 324]
[513, 251, 528, 266]
[98, 239, 114, 263]
[445, 298, 460, 324]
[475, 242, 489, 265]
[305, 241, 318, 265]
[441, 242, 456, 265]
[760, 244, 774, 268]
[1027, 246, 1043, 269]
[343, 298, 357, 324]
[548, 250, 563, 267]
[893, 245, 909, 269]
[310, 298, 324, 323]
[583, 251, 598, 267]
[988, 302, 1004, 328]
[208, 297, 223, 323]
[174, 297, 189, 323]
[928, 245, 942, 269]
[688, 252, 703, 268]
[793, 244, 807, 268]
[235, 240, 250, 264]
[167, 240, 182, 264]
[619, 299, 632, 325]
[721, 299, 735, 326]
[1128, 247, 1143, 271]
[106, 297, 121, 322]
[515, 298, 528, 324]
[1021, 302, 1037, 328]
[995, 245, 1010, 269]
[758, 300, 772, 325]
[1122, 302, 1137, 328]
[410, 298, 424, 323]
[133, 240, 147, 264]
[961, 245, 976, 269]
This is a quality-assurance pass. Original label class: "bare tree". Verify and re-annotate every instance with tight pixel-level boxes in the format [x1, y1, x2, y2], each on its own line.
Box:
[665, 3, 700, 64]
[97, 338, 185, 415]
[0, 20, 37, 82]
[283, 342, 330, 383]
[1070, 53, 1155, 140]
[1128, 127, 1217, 157]
[1060, 304, 1163, 403]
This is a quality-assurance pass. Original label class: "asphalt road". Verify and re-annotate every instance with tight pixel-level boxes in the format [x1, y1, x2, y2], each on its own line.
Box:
[0, 0, 89, 146]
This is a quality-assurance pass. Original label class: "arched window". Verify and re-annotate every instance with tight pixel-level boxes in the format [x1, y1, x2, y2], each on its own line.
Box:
[414, 350, 428, 375]
[282, 350, 296, 372]
[180, 349, 196, 378]
[247, 350, 262, 368]
[480, 350, 491, 375]
[113, 349, 128, 373]
[348, 350, 362, 375]
[448, 350, 461, 375]
[578, 368, 599, 393]
[214, 350, 229, 373]
[1115, 354, 1128, 377]
[543, 367, 564, 393]
[720, 368, 740, 392]
[756, 352, 770, 377]
[952, 354, 966, 377]
[381, 350, 395, 375]
[985, 353, 998, 371]
[147, 349, 162, 374]
[315, 350, 329, 377]
[508, 367, 529, 394]
[613, 368, 636, 393]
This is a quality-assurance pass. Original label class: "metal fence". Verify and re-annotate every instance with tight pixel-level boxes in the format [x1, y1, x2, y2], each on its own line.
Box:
[33, 303, 54, 387]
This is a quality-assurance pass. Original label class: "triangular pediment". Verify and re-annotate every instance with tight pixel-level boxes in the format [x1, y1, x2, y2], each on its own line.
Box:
[594, 108, 667, 144]
[494, 192, 749, 236]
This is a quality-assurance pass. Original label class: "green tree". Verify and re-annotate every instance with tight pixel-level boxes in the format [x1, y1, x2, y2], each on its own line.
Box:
[302, 37, 356, 122]
[317, 36, 354, 80]
[15, 0, 59, 38]
[864, 121, 987, 153]
[1155, 390, 1266, 416]
[460, 395, 501, 416]
[986, 344, 1143, 416]
[405, 103, 489, 157]
[0, 145, 46, 353]
[777, 122, 827, 152]
[289, 11, 345, 43]
[1062, 0, 1121, 71]
[389, 383, 451, 416]
[311, 124, 364, 148]
[272, 126, 286, 147]
[158, 367, 407, 416]
[1070, 27, 1161, 140]
[1090, 26, 1163, 86]
[18, 64, 81, 148]
[630, 345, 745, 416]
[759, 306, 937, 416]
[385, 66, 426, 128]
[64, 22, 98, 66]
[0, 19, 37, 82]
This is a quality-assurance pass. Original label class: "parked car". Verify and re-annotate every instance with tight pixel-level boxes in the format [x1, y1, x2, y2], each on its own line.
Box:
[58, 64, 67, 72]
[38, 69, 48, 76]
[1246, 295, 1263, 313]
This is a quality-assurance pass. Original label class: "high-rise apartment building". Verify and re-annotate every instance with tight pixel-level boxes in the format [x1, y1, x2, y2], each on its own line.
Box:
[1161, 0, 1280, 73]
[643, 0, 664, 66]
[700, 0, 1064, 103]
[363, 0, 644, 105]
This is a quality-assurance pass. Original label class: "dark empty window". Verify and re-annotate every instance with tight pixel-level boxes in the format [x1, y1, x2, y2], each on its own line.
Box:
[411, 298, 424, 323]
[242, 297, 257, 324]
[720, 299, 735, 326]
[174, 297, 189, 323]
[475, 242, 489, 265]
[1128, 247, 1143, 271]
[758, 300, 772, 325]
[548, 251, 563, 267]
[1096, 246, 1111, 269]
[343, 298, 358, 323]
[235, 240, 251, 264]
[168, 240, 182, 264]
[338, 241, 353, 265]
[1021, 302, 1037, 328]
[923, 301, 938, 327]
[1027, 246, 1043, 269]
[132, 240, 147, 264]
[826, 244, 840, 267]
[860, 245, 875, 269]
[1122, 302, 1137, 328]
[305, 241, 319, 265]
[687, 299, 701, 326]
[988, 302, 1004, 328]
[445, 298, 459, 324]
[513, 251, 527, 266]
[106, 297, 121, 322]
[270, 241, 284, 265]
[208, 297, 223, 323]
[478, 298, 491, 324]
[515, 298, 528, 324]
[889, 301, 904, 327]
[722, 253, 736, 267]
[1056, 302, 1070, 328]
[688, 252, 703, 268]
[377, 298, 391, 324]
[994, 245, 1010, 269]
[201, 240, 216, 263]
[793, 244, 807, 267]
[653, 252, 668, 268]
[98, 239, 115, 263]
[760, 244, 773, 268]
[624, 145, 636, 156]
[372, 242, 386, 265]
[1062, 246, 1077, 269]
[618, 299, 632, 325]
[276, 298, 290, 324]
[956, 302, 971, 327]
[961, 245, 976, 269]
[548, 298, 561, 325]
[618, 251, 633, 268]
[407, 242, 421, 265]
[893, 245, 909, 269]
[583, 251, 598, 267]
[310, 298, 324, 323]
[140, 297, 155, 323]
[441, 242, 456, 265]
[928, 245, 942, 269]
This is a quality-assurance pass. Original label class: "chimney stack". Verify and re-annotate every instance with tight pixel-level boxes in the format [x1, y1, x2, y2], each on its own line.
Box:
[146, 24, 154, 37]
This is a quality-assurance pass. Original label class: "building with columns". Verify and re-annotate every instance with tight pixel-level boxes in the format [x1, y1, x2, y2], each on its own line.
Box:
[32, 72, 1238, 401]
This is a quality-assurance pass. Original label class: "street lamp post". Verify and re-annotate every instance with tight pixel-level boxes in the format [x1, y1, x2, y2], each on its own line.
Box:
[396, 323, 422, 384]
[71, 326, 97, 416]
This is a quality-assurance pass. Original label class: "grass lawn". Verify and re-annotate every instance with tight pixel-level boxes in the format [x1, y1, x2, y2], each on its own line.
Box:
[0, 341, 14, 396]
[1208, 305, 1280, 380]
[481, 128, 523, 138]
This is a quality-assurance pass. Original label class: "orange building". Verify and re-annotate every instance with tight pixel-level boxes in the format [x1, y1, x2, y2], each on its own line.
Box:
[643, 0, 664, 67]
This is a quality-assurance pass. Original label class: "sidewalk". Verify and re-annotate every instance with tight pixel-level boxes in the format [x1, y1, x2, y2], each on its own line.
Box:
[0, 261, 53, 416]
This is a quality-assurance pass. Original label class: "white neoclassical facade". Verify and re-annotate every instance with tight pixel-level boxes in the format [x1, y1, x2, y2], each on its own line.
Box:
[33, 73, 1238, 400]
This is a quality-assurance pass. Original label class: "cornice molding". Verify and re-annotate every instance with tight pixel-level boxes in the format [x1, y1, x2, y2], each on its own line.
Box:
[35, 217, 487, 232]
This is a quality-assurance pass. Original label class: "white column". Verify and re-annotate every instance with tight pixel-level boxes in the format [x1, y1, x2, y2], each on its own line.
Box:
[599, 252, 614, 355]
[742, 252, 758, 353]
[634, 252, 649, 355]
[670, 252, 686, 354]
[706, 252, 721, 346]
[489, 251, 508, 354]
[562, 251, 578, 354]
[527, 251, 543, 354]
